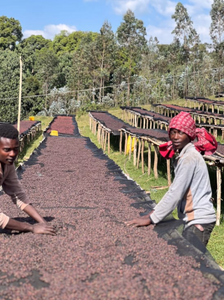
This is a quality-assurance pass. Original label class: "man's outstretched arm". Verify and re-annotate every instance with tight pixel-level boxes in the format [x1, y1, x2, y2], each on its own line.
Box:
[5, 218, 56, 235]
[4, 204, 56, 235]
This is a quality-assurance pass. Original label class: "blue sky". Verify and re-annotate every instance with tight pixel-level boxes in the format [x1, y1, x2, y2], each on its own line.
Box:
[1, 0, 213, 44]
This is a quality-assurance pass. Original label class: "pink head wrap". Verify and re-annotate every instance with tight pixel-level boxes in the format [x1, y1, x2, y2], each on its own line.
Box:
[159, 112, 218, 159]
[168, 111, 196, 140]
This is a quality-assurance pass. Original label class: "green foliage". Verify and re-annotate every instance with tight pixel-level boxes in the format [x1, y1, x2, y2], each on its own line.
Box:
[116, 10, 147, 104]
[0, 16, 22, 50]
[77, 101, 102, 117]
[17, 35, 52, 74]
[0, 49, 20, 122]
[52, 30, 99, 55]
[22, 76, 44, 116]
[34, 48, 59, 92]
[210, 0, 224, 46]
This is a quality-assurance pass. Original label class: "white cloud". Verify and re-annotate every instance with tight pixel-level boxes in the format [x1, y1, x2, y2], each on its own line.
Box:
[151, 0, 176, 16]
[192, 14, 212, 43]
[188, 0, 212, 10]
[146, 18, 175, 44]
[23, 24, 77, 40]
[108, 0, 150, 15]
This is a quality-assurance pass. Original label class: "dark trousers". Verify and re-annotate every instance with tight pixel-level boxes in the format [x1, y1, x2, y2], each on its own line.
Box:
[182, 222, 216, 247]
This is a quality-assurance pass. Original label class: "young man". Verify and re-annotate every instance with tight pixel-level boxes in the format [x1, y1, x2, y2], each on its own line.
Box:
[126, 112, 217, 246]
[0, 123, 55, 235]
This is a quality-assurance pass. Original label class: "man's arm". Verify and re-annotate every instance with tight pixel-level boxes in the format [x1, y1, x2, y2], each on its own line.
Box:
[4, 204, 56, 235]
[125, 153, 196, 227]
[5, 218, 56, 235]
[23, 204, 46, 223]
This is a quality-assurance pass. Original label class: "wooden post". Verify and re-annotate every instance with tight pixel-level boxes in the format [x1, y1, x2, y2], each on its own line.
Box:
[108, 132, 110, 154]
[129, 136, 132, 160]
[103, 130, 107, 151]
[137, 139, 141, 169]
[94, 120, 97, 135]
[119, 131, 123, 154]
[17, 56, 23, 134]
[101, 129, 104, 147]
[153, 144, 159, 179]
[124, 133, 128, 156]
[97, 125, 101, 142]
[148, 142, 151, 176]
[216, 166, 222, 226]
[167, 159, 171, 186]
[133, 137, 137, 166]
[141, 140, 145, 174]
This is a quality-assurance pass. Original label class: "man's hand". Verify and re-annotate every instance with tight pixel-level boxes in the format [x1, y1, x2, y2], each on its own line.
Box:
[125, 210, 154, 227]
[125, 216, 151, 227]
[31, 223, 56, 235]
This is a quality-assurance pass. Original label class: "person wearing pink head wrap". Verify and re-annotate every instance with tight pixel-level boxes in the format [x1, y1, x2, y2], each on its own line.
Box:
[126, 112, 217, 248]
[159, 112, 217, 159]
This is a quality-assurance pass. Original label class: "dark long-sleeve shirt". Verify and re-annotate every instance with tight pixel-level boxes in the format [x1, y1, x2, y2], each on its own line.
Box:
[0, 163, 29, 228]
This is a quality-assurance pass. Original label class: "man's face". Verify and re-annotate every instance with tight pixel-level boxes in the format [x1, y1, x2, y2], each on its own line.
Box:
[0, 137, 19, 165]
[169, 128, 191, 152]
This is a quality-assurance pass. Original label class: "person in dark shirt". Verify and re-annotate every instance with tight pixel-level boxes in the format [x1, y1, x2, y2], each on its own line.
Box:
[0, 123, 55, 235]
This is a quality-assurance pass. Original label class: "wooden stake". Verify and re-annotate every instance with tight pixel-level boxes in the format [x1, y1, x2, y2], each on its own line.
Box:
[129, 136, 132, 160]
[137, 139, 141, 169]
[141, 140, 145, 174]
[133, 137, 137, 166]
[167, 159, 171, 186]
[119, 131, 123, 154]
[124, 133, 128, 156]
[216, 166, 222, 226]
[148, 142, 151, 176]
[17, 56, 22, 134]
[153, 144, 158, 179]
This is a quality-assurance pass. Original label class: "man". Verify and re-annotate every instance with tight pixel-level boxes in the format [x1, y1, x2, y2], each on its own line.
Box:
[0, 123, 55, 235]
[126, 112, 217, 246]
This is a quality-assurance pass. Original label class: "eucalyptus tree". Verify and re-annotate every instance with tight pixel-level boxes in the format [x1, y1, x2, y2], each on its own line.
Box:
[210, 0, 224, 88]
[68, 43, 92, 104]
[172, 2, 200, 63]
[88, 21, 116, 101]
[172, 2, 200, 97]
[116, 10, 147, 105]
[0, 16, 22, 50]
